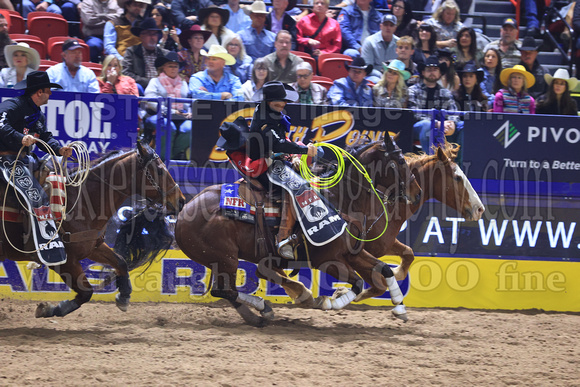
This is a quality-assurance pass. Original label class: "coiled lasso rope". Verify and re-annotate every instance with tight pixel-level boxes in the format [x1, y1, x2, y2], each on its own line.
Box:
[299, 142, 388, 242]
[1, 139, 91, 254]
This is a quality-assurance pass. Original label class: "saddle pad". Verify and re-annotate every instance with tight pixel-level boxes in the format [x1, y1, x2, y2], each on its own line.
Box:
[220, 183, 280, 226]
[268, 160, 346, 246]
[1, 158, 66, 266]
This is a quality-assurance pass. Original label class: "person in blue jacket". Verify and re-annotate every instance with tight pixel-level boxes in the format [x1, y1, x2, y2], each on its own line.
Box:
[338, 0, 382, 58]
[327, 57, 374, 106]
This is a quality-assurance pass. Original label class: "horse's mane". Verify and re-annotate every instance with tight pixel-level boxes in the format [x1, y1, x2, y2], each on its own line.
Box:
[90, 148, 135, 168]
[404, 142, 460, 165]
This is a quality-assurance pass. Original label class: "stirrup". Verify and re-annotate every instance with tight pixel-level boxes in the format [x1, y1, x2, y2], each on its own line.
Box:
[276, 237, 295, 260]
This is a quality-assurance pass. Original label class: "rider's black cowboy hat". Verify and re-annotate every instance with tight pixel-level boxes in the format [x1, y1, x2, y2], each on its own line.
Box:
[216, 116, 250, 151]
[456, 61, 484, 83]
[344, 56, 373, 75]
[14, 71, 63, 94]
[252, 81, 298, 102]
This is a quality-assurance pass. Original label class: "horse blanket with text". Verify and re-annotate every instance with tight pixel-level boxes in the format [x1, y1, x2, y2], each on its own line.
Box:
[268, 160, 346, 246]
[220, 183, 280, 226]
[0, 156, 66, 266]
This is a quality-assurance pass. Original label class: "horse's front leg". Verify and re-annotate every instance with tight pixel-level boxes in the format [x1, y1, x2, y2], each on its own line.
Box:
[388, 239, 415, 281]
[312, 259, 365, 311]
[35, 259, 93, 318]
[86, 242, 132, 312]
[256, 258, 315, 307]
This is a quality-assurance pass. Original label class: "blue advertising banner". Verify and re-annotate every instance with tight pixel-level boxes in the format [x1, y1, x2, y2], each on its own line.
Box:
[0, 89, 138, 156]
[463, 112, 580, 183]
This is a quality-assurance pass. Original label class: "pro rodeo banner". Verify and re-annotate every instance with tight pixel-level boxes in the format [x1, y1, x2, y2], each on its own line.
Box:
[188, 101, 416, 164]
[0, 89, 138, 155]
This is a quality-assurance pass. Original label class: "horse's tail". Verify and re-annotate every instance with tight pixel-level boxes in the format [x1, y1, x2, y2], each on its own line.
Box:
[113, 204, 174, 273]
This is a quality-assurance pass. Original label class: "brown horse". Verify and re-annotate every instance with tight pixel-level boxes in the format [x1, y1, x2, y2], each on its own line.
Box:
[0, 142, 185, 318]
[175, 137, 422, 326]
[361, 143, 485, 311]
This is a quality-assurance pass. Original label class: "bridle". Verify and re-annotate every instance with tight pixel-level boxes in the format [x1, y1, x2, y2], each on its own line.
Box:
[382, 147, 417, 205]
[136, 151, 181, 202]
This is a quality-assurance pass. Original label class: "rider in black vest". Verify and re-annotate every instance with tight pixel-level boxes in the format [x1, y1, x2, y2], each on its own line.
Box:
[248, 81, 317, 259]
[0, 71, 72, 158]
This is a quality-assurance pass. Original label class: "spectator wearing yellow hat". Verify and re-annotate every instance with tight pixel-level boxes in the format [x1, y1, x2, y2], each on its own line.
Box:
[189, 44, 243, 101]
[493, 64, 535, 114]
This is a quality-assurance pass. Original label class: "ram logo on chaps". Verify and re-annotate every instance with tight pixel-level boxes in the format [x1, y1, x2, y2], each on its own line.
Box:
[296, 188, 328, 222]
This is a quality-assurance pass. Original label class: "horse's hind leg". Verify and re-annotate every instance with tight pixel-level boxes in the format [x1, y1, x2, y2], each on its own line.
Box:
[209, 258, 272, 326]
[35, 260, 93, 318]
[256, 258, 315, 307]
[313, 259, 365, 310]
[87, 242, 132, 312]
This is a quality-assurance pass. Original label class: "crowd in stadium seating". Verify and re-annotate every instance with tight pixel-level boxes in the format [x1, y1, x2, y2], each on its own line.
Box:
[0, 0, 578, 159]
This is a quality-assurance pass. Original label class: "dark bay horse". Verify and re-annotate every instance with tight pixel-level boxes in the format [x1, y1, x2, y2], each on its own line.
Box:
[0, 142, 185, 318]
[175, 137, 422, 326]
[364, 143, 485, 295]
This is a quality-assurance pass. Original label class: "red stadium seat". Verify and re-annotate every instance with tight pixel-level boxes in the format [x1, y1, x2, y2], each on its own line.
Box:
[2, 10, 25, 34]
[82, 61, 102, 77]
[28, 16, 69, 45]
[311, 75, 334, 91]
[27, 11, 66, 21]
[9, 33, 42, 41]
[39, 59, 58, 71]
[48, 37, 89, 62]
[318, 53, 352, 80]
[10, 36, 46, 59]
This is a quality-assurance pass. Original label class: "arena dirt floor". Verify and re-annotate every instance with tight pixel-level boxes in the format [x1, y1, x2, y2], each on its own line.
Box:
[0, 299, 578, 386]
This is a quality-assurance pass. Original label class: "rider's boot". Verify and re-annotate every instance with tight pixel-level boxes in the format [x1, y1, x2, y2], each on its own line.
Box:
[276, 193, 296, 259]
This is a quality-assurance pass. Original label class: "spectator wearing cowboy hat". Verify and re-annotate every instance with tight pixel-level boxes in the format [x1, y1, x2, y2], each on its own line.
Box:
[263, 30, 304, 84]
[291, 62, 328, 105]
[493, 64, 536, 114]
[265, 0, 298, 50]
[79, 0, 123, 63]
[222, 0, 251, 33]
[199, 5, 237, 50]
[483, 18, 522, 69]
[178, 24, 212, 80]
[143, 51, 192, 160]
[407, 55, 459, 152]
[189, 44, 243, 101]
[122, 17, 170, 93]
[239, 1, 276, 61]
[361, 14, 399, 83]
[0, 42, 40, 88]
[46, 40, 99, 93]
[536, 69, 578, 116]
[171, 0, 216, 31]
[373, 59, 409, 108]
[328, 57, 374, 106]
[518, 36, 548, 99]
[104, 0, 150, 61]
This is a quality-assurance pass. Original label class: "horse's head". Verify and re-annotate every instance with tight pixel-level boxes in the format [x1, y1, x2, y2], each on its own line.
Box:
[433, 145, 485, 221]
[357, 136, 422, 206]
[136, 141, 186, 215]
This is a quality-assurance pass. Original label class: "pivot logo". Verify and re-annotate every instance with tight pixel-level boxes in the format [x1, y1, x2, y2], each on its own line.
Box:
[493, 121, 520, 149]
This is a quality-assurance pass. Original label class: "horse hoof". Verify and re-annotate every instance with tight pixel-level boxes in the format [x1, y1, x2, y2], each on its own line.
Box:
[260, 301, 275, 320]
[35, 302, 54, 318]
[115, 294, 130, 312]
[331, 287, 350, 299]
[313, 296, 332, 310]
[392, 304, 408, 322]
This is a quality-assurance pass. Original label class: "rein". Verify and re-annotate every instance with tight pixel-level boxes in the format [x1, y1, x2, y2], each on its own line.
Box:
[299, 142, 389, 242]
